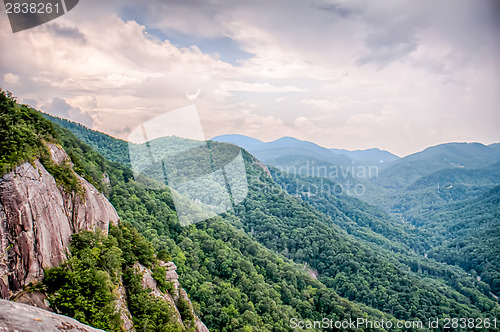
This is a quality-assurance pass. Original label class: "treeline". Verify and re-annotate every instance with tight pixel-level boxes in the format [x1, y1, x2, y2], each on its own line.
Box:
[53, 109, 499, 324]
[7, 88, 497, 329]
[2, 90, 396, 331]
[44, 224, 186, 331]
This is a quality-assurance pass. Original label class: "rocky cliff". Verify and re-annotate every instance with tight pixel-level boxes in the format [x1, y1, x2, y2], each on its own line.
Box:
[134, 261, 209, 332]
[0, 144, 119, 299]
[0, 143, 209, 331]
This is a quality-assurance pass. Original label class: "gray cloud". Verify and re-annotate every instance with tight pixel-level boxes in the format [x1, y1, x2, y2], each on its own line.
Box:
[43, 22, 87, 43]
[42, 98, 93, 127]
[1, 0, 498, 155]
[314, 3, 358, 19]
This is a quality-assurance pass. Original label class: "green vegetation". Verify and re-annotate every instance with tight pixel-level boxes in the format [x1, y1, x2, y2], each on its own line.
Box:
[44, 224, 185, 332]
[271, 168, 499, 311]
[43, 230, 124, 331]
[51, 111, 499, 326]
[0, 90, 82, 193]
[0, 90, 56, 175]
[44, 113, 131, 168]
[379, 162, 500, 296]
[237, 162, 498, 321]
[3, 92, 499, 331]
[5, 92, 396, 331]
[122, 266, 184, 332]
[417, 186, 500, 295]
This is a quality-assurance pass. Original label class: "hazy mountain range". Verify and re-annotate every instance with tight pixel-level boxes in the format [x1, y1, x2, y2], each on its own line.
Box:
[1, 91, 500, 331]
[212, 134, 400, 164]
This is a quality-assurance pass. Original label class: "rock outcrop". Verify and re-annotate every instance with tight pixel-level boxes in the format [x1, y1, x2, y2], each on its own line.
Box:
[250, 155, 272, 178]
[0, 144, 119, 300]
[0, 143, 209, 331]
[134, 261, 209, 332]
[113, 280, 135, 332]
[0, 299, 105, 332]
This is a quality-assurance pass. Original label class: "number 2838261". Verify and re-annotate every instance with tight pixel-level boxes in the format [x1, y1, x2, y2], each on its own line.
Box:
[5, 2, 61, 14]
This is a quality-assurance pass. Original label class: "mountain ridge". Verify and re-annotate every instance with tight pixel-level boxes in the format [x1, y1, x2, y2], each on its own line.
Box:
[212, 134, 400, 163]
[4, 90, 498, 330]
[375, 142, 500, 189]
[50, 108, 500, 325]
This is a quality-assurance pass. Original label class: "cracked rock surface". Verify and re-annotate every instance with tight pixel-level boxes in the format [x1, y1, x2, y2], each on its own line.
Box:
[0, 145, 119, 299]
[0, 299, 105, 332]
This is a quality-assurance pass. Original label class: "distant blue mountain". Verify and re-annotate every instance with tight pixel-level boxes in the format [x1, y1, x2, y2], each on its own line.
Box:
[212, 134, 351, 166]
[211, 134, 399, 166]
[211, 134, 264, 150]
[488, 143, 500, 154]
[330, 148, 400, 163]
[375, 142, 500, 189]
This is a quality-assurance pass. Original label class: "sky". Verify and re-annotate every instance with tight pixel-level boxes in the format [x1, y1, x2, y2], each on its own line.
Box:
[1, 0, 499, 156]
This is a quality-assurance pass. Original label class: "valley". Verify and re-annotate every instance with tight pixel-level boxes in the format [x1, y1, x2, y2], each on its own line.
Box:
[1, 91, 499, 331]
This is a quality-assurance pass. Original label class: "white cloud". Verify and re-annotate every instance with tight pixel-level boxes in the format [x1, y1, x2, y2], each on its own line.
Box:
[3, 73, 20, 84]
[0, 0, 498, 155]
[221, 81, 306, 93]
[301, 98, 364, 112]
[42, 98, 94, 127]
[294, 116, 320, 133]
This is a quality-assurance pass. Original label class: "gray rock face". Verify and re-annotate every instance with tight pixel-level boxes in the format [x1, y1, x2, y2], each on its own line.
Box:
[0, 145, 119, 299]
[134, 262, 184, 326]
[0, 144, 209, 331]
[0, 299, 105, 332]
[134, 262, 209, 332]
[250, 155, 272, 178]
[114, 279, 135, 332]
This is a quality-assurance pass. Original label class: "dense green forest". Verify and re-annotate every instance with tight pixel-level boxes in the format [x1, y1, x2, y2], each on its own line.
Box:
[43, 224, 189, 332]
[40, 95, 500, 324]
[414, 186, 500, 295]
[52, 128, 395, 331]
[48, 110, 499, 320]
[3, 90, 399, 331]
[2, 90, 500, 331]
[375, 162, 500, 297]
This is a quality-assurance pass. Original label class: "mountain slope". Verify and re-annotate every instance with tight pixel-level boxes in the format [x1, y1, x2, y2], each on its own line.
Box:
[415, 185, 500, 295]
[375, 142, 500, 189]
[22, 93, 401, 330]
[330, 148, 400, 163]
[53, 111, 500, 324]
[211, 134, 264, 150]
[0, 91, 206, 331]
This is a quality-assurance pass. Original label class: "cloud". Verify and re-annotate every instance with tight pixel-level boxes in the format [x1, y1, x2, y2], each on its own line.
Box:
[42, 98, 94, 127]
[3, 73, 20, 84]
[221, 81, 306, 93]
[67, 95, 98, 109]
[301, 98, 363, 112]
[0, 0, 498, 155]
[294, 116, 320, 133]
[42, 22, 87, 43]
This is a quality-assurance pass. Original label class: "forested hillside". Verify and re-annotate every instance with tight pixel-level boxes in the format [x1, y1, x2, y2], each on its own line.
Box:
[43, 96, 500, 330]
[374, 143, 500, 189]
[416, 186, 500, 296]
[2, 91, 398, 331]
